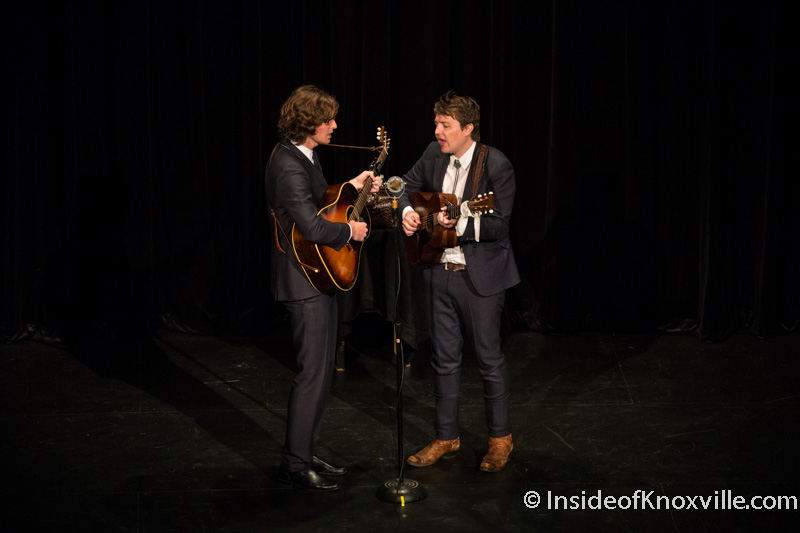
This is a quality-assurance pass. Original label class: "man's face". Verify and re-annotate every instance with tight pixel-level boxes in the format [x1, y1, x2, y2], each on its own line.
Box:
[306, 119, 337, 148]
[434, 114, 473, 159]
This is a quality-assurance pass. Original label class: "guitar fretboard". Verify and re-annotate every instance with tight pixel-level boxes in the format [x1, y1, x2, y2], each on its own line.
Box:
[349, 175, 374, 223]
[348, 127, 388, 224]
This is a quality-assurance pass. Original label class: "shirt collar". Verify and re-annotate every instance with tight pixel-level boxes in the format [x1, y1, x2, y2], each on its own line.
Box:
[451, 141, 476, 169]
[293, 142, 315, 164]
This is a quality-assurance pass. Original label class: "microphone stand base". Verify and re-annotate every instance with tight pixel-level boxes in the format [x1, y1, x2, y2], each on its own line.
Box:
[376, 478, 427, 503]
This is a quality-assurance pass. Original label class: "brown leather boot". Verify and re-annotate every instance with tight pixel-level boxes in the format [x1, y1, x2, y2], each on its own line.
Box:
[406, 437, 460, 467]
[479, 434, 513, 472]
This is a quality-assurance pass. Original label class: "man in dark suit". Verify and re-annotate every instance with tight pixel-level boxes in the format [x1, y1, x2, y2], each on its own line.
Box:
[399, 91, 519, 472]
[265, 85, 380, 491]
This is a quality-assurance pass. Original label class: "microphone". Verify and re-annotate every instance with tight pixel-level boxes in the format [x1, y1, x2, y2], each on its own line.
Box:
[386, 176, 406, 197]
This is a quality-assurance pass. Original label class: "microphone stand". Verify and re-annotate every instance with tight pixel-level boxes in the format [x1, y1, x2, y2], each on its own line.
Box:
[376, 184, 427, 504]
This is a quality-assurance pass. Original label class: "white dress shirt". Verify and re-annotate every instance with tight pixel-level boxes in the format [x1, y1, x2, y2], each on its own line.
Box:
[440, 141, 478, 265]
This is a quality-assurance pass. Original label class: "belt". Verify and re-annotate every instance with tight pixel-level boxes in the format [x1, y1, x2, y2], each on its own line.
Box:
[440, 262, 466, 271]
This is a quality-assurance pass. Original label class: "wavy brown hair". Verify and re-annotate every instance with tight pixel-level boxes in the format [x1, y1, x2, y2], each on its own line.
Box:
[277, 85, 339, 144]
[433, 90, 481, 142]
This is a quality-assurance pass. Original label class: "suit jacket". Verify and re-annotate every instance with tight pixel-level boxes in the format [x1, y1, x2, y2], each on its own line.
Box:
[399, 141, 520, 296]
[265, 142, 351, 301]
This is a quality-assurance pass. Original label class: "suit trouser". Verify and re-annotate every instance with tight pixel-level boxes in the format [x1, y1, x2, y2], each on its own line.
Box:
[425, 266, 511, 441]
[280, 292, 338, 473]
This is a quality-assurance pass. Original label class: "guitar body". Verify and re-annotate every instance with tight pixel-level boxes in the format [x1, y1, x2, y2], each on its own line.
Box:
[404, 192, 458, 265]
[292, 182, 371, 294]
[287, 125, 389, 294]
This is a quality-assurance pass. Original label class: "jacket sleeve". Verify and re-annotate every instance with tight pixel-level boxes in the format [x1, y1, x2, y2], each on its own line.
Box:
[271, 153, 351, 249]
[397, 141, 440, 215]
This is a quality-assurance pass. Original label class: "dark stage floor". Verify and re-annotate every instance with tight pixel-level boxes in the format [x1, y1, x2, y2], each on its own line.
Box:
[2, 314, 799, 532]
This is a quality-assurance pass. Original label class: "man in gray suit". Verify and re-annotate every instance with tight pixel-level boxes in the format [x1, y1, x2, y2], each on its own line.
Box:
[399, 91, 519, 473]
[265, 85, 380, 491]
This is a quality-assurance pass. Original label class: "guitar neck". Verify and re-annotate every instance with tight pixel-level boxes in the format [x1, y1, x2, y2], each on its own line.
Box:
[431, 196, 489, 226]
[427, 200, 460, 228]
[348, 175, 374, 222]
[347, 131, 389, 223]
[446, 203, 461, 219]
[348, 144, 387, 222]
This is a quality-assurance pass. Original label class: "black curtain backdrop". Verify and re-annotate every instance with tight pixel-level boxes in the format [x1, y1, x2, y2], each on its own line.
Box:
[3, 0, 798, 344]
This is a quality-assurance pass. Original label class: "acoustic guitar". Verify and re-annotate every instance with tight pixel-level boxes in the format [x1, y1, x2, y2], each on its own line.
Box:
[291, 127, 390, 294]
[404, 192, 494, 264]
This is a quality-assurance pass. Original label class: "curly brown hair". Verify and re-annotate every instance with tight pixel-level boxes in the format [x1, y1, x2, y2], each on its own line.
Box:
[277, 85, 339, 144]
[433, 91, 480, 142]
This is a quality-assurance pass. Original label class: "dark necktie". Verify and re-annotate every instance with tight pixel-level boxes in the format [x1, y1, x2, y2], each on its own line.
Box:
[451, 159, 461, 195]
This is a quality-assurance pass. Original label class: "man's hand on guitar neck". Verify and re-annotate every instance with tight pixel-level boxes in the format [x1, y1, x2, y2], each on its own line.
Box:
[348, 171, 382, 193]
[345, 171, 381, 243]
[436, 206, 457, 229]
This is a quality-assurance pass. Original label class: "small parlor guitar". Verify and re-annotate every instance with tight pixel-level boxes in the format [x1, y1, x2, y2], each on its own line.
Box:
[291, 127, 390, 293]
[404, 192, 494, 265]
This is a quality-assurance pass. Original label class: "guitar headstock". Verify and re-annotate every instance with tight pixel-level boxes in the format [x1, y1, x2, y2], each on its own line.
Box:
[468, 192, 494, 215]
[377, 126, 390, 149]
[369, 126, 390, 174]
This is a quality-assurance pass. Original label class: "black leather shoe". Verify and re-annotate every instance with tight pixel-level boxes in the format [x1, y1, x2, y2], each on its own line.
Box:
[276, 468, 341, 491]
[312, 455, 347, 476]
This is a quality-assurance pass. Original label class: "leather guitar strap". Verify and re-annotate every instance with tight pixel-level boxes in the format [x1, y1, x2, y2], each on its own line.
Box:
[471, 144, 489, 199]
[272, 212, 289, 254]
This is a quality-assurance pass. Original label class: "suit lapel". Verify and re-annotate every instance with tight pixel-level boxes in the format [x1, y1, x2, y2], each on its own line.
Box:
[308, 152, 326, 189]
[284, 143, 327, 196]
[433, 152, 449, 192]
